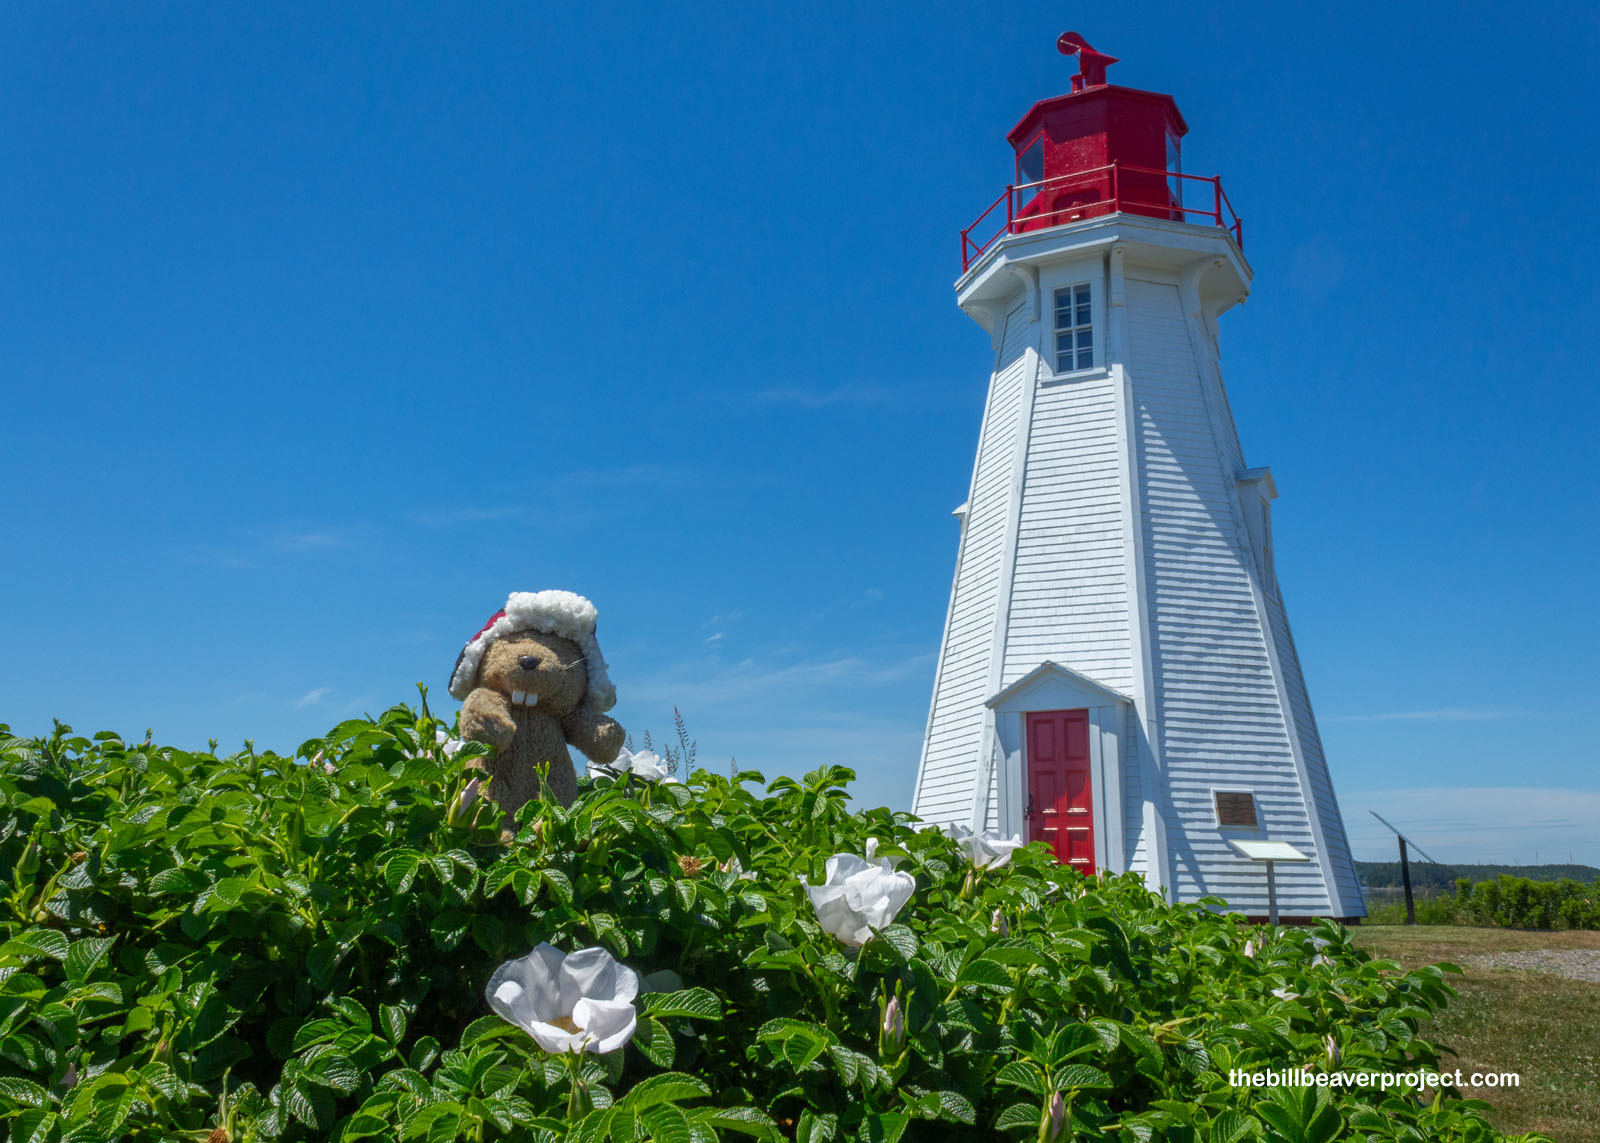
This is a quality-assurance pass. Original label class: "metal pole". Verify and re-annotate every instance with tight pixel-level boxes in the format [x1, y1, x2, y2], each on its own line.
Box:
[1266, 861, 1279, 925]
[1399, 837, 1415, 925]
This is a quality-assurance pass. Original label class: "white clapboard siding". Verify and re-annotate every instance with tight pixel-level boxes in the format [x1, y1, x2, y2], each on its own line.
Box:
[1266, 590, 1362, 908]
[1127, 278, 1330, 913]
[912, 299, 1031, 824]
[1003, 370, 1132, 693]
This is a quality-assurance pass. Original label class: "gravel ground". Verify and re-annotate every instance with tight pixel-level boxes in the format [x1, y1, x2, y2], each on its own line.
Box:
[1462, 948, 1600, 984]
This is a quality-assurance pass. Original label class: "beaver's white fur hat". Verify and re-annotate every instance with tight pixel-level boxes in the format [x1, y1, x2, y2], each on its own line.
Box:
[448, 590, 616, 710]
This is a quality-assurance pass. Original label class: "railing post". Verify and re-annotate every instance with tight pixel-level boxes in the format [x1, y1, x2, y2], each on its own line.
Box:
[1006, 184, 1015, 236]
[1213, 176, 1221, 227]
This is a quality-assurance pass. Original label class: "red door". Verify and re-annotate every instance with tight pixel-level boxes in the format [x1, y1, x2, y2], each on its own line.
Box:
[1025, 709, 1095, 873]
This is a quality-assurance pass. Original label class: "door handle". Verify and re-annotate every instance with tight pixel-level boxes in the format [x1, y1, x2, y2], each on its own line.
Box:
[1025, 793, 1036, 817]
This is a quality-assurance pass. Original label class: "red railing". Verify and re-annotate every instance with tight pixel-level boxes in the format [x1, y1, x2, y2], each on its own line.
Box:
[960, 163, 1243, 271]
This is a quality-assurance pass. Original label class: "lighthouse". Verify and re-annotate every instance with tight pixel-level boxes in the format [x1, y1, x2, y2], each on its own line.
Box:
[911, 35, 1364, 921]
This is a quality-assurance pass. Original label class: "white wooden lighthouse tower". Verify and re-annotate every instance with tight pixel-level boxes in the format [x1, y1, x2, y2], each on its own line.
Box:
[911, 35, 1364, 920]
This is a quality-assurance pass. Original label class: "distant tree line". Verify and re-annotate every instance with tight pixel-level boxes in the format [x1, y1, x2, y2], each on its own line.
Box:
[1357, 860, 1599, 893]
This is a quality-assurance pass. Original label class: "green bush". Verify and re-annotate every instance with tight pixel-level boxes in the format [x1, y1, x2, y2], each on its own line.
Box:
[1454, 875, 1599, 930]
[1359, 893, 1456, 927]
[0, 704, 1545, 1142]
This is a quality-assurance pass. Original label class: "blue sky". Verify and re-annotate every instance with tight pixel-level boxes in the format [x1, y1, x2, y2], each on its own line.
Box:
[4, 2, 1597, 866]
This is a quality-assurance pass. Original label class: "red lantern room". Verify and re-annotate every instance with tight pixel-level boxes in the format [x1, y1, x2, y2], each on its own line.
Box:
[961, 34, 1241, 270]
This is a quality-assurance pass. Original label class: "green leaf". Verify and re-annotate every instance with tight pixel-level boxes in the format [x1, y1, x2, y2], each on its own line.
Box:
[461, 1015, 516, 1046]
[995, 1102, 1040, 1132]
[0, 1075, 49, 1107]
[956, 958, 1012, 988]
[383, 851, 422, 895]
[332, 995, 371, 1030]
[876, 923, 918, 959]
[993, 1060, 1045, 1095]
[708, 1107, 781, 1140]
[380, 1003, 410, 1045]
[931, 1090, 976, 1125]
[620, 1072, 710, 1109]
[63, 937, 115, 983]
[641, 1102, 694, 1143]
[640, 988, 722, 1021]
[1207, 1110, 1252, 1143]
[633, 1017, 675, 1069]
[1055, 1063, 1111, 1090]
[860, 1112, 909, 1143]
[290, 1017, 348, 1053]
[796, 1110, 838, 1143]
[286, 1075, 336, 1128]
[3, 930, 68, 962]
[8, 1108, 58, 1143]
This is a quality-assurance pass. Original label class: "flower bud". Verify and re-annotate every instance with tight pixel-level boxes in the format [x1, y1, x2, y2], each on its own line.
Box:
[448, 776, 482, 825]
[1243, 939, 1255, 959]
[879, 995, 906, 1053]
[1324, 1033, 1341, 1066]
[990, 908, 1009, 936]
[1044, 1091, 1066, 1142]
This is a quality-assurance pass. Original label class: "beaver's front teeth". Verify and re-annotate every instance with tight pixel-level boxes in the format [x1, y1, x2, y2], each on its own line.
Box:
[511, 690, 526, 706]
[509, 690, 538, 708]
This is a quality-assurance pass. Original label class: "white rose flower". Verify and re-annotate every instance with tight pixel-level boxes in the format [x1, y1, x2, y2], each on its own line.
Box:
[596, 746, 674, 783]
[800, 848, 916, 947]
[945, 824, 1025, 870]
[486, 944, 640, 1054]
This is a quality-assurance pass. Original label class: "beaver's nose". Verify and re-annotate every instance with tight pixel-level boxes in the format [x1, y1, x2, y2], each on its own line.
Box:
[518, 655, 540, 671]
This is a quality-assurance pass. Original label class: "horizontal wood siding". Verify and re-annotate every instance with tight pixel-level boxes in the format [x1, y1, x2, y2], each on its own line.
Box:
[1002, 372, 1133, 696]
[914, 302, 1029, 824]
[1127, 278, 1331, 915]
[1122, 703, 1147, 873]
[1266, 591, 1365, 914]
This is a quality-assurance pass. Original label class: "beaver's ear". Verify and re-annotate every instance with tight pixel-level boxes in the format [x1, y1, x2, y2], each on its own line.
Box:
[580, 629, 617, 712]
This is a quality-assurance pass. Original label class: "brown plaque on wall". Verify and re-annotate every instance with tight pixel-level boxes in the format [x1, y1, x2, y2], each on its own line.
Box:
[1215, 791, 1258, 828]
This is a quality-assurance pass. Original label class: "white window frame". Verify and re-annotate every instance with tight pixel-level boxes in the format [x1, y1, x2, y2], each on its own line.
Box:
[1050, 282, 1097, 375]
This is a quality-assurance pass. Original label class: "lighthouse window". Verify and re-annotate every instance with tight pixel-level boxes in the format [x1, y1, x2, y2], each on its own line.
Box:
[1017, 136, 1045, 192]
[1053, 284, 1094, 372]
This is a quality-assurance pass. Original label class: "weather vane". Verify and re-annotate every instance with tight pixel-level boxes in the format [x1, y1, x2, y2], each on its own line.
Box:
[1057, 31, 1118, 91]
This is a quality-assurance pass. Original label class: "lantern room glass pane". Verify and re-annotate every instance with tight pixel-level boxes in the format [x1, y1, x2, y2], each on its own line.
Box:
[1018, 136, 1045, 189]
[1166, 130, 1183, 214]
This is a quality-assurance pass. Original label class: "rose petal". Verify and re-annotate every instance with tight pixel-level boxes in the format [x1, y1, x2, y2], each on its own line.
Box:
[808, 885, 873, 945]
[486, 943, 567, 1025]
[559, 946, 639, 1011]
[573, 997, 638, 1054]
[525, 1019, 589, 1054]
[844, 866, 915, 931]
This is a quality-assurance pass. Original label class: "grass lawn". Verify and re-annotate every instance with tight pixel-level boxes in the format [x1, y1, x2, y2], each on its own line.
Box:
[1353, 925, 1600, 1142]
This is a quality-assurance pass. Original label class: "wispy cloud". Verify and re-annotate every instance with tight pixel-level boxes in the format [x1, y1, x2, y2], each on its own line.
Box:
[1323, 707, 1522, 724]
[735, 385, 909, 409]
[412, 466, 681, 527]
[558, 464, 676, 489]
[180, 525, 362, 568]
[295, 687, 332, 709]
[266, 531, 352, 553]
[627, 650, 935, 709]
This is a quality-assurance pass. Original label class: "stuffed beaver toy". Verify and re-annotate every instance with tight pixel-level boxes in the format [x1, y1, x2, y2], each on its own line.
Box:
[448, 590, 624, 827]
